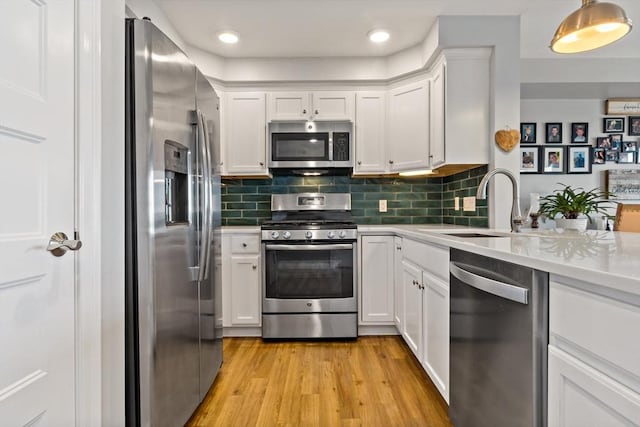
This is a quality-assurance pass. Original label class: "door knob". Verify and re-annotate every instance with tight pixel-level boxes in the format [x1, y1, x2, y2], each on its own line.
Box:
[47, 232, 82, 257]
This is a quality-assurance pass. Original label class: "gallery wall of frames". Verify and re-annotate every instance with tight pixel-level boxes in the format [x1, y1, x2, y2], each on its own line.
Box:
[519, 115, 640, 175]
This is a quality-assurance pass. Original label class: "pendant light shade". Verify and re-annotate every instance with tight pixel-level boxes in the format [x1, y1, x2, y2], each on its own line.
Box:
[550, 0, 632, 53]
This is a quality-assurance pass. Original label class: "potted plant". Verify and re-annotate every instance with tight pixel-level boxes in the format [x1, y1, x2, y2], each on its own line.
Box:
[538, 184, 611, 231]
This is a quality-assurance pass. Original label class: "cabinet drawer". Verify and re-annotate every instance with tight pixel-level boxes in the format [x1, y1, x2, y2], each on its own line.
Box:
[550, 278, 640, 384]
[231, 235, 260, 254]
[402, 239, 449, 282]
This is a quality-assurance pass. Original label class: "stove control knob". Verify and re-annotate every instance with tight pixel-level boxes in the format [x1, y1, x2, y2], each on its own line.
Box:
[305, 231, 313, 239]
[327, 231, 336, 239]
[339, 231, 347, 239]
[271, 231, 280, 239]
[283, 231, 291, 240]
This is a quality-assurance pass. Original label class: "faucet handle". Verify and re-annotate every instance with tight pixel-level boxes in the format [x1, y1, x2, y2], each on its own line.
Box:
[512, 216, 525, 233]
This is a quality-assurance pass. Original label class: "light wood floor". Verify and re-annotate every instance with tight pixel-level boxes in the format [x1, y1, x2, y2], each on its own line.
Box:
[187, 336, 452, 426]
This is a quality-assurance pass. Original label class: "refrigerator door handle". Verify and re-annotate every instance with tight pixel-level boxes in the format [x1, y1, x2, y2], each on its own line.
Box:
[196, 110, 211, 282]
[201, 111, 214, 280]
[449, 261, 529, 304]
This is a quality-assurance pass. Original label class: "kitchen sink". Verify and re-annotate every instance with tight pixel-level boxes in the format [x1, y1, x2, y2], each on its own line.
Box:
[443, 232, 510, 238]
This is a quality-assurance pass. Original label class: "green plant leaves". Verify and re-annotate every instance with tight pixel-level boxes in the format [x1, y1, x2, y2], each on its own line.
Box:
[538, 183, 612, 223]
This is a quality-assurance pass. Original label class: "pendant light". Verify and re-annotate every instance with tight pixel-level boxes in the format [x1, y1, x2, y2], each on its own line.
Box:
[550, 0, 632, 54]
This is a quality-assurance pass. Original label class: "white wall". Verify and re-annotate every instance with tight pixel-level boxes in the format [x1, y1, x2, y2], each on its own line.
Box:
[520, 99, 640, 216]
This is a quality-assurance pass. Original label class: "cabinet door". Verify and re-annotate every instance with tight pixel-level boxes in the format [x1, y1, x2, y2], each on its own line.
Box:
[548, 346, 640, 426]
[388, 80, 430, 172]
[429, 61, 445, 168]
[360, 236, 395, 323]
[224, 92, 267, 175]
[354, 91, 388, 174]
[394, 237, 404, 330]
[230, 254, 261, 325]
[311, 91, 355, 121]
[402, 259, 423, 360]
[422, 271, 449, 402]
[267, 91, 310, 121]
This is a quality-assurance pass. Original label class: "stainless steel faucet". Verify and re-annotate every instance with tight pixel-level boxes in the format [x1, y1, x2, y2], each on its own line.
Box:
[476, 168, 523, 233]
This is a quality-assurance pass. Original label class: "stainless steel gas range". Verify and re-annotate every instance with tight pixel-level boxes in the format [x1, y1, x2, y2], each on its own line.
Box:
[261, 193, 357, 339]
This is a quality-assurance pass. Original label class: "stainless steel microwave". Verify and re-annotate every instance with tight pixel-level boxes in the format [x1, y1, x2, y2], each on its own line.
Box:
[268, 122, 353, 171]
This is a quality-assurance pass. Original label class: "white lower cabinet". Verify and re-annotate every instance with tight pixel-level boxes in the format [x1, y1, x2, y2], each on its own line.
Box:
[422, 270, 449, 402]
[229, 254, 261, 325]
[395, 237, 450, 403]
[359, 235, 395, 324]
[393, 237, 404, 330]
[548, 275, 640, 426]
[222, 232, 262, 332]
[402, 259, 423, 360]
[548, 346, 640, 426]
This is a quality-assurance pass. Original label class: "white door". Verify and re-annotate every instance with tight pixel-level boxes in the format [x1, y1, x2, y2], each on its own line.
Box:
[0, 1, 77, 425]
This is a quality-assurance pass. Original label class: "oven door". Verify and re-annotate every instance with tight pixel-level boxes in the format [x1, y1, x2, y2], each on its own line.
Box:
[263, 242, 357, 313]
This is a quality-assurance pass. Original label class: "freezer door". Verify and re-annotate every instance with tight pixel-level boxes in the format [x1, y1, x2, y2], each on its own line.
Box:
[195, 70, 223, 399]
[127, 19, 200, 427]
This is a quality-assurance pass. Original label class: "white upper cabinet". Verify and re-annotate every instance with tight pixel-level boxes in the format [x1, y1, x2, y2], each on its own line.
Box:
[436, 49, 491, 167]
[267, 91, 354, 121]
[311, 91, 355, 121]
[354, 91, 388, 175]
[223, 92, 268, 176]
[267, 91, 310, 121]
[429, 58, 446, 169]
[388, 79, 430, 172]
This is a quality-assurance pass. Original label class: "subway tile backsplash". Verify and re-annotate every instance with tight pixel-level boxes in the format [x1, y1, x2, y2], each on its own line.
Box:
[221, 165, 488, 227]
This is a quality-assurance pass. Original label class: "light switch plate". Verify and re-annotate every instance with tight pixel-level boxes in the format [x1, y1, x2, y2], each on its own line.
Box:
[454, 197, 460, 211]
[463, 197, 476, 212]
[379, 199, 387, 212]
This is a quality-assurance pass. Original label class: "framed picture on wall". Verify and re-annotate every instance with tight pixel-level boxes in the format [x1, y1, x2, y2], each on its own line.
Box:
[520, 123, 537, 143]
[596, 136, 612, 149]
[606, 150, 619, 162]
[610, 134, 623, 149]
[593, 148, 606, 164]
[545, 122, 562, 143]
[629, 116, 640, 136]
[618, 151, 636, 164]
[542, 146, 565, 173]
[623, 141, 638, 152]
[570, 122, 588, 143]
[520, 146, 541, 173]
[567, 145, 592, 174]
[603, 117, 625, 133]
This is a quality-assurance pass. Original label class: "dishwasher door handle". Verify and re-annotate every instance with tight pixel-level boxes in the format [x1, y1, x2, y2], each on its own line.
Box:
[449, 262, 529, 304]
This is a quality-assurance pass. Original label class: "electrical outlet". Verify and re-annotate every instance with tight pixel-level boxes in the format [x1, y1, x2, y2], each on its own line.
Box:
[379, 199, 387, 213]
[454, 197, 460, 211]
[463, 197, 476, 212]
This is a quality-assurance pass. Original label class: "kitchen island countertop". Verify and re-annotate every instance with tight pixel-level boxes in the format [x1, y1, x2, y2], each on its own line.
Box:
[358, 225, 640, 296]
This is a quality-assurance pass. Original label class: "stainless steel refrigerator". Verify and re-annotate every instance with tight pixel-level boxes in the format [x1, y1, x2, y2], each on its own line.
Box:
[125, 18, 222, 427]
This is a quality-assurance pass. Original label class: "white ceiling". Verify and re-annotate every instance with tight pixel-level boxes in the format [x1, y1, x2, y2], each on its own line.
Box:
[154, 0, 640, 59]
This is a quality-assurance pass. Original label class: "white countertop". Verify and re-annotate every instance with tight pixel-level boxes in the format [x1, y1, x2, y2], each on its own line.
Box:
[221, 224, 640, 295]
[359, 225, 640, 296]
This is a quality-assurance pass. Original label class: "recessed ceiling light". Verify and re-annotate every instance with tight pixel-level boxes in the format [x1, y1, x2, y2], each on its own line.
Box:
[218, 31, 239, 44]
[368, 29, 390, 43]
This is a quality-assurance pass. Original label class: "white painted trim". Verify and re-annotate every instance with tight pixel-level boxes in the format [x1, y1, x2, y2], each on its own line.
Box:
[75, 0, 103, 425]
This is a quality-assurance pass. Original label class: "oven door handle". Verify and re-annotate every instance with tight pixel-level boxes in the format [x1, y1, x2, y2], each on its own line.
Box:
[265, 244, 354, 251]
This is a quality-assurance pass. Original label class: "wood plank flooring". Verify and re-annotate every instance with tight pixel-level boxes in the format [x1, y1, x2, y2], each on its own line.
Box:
[187, 336, 452, 426]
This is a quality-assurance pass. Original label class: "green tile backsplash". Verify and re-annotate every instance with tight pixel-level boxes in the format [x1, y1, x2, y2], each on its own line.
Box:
[221, 165, 488, 227]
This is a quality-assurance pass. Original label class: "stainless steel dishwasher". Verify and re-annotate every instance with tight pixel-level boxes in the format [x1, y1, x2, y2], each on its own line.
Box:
[449, 248, 548, 427]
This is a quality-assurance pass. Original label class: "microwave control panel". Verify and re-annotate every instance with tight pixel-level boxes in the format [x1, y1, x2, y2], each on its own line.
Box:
[332, 132, 350, 161]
